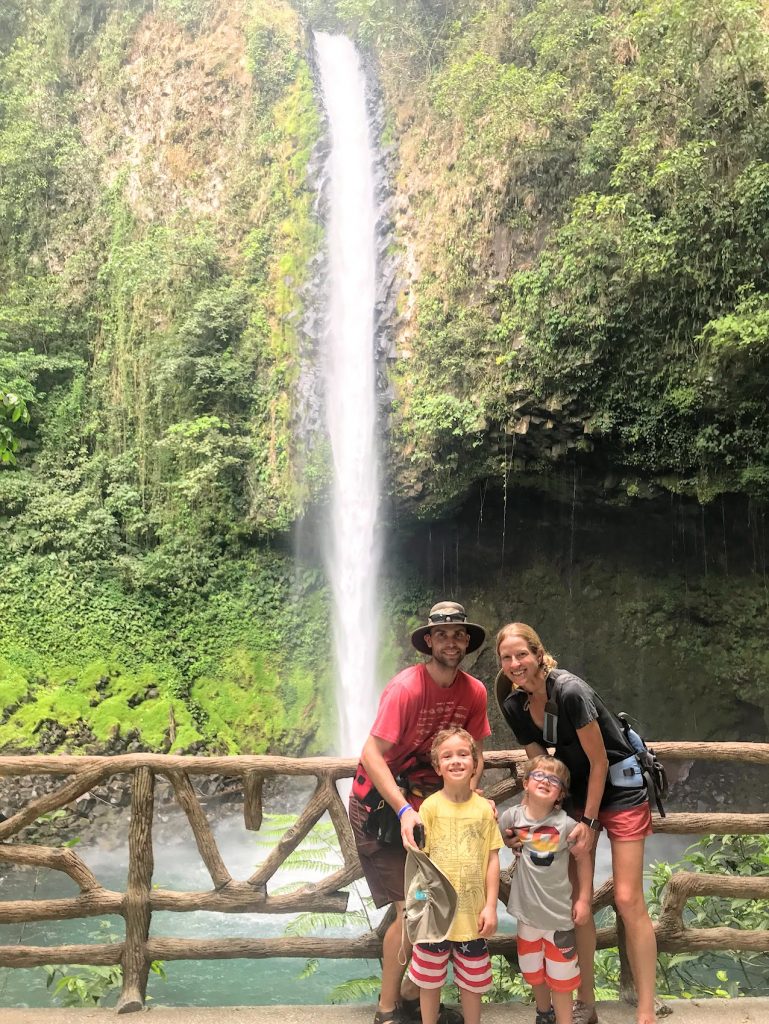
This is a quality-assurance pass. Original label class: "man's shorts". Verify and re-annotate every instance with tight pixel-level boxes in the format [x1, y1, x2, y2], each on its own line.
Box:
[408, 939, 493, 994]
[348, 794, 406, 908]
[572, 801, 653, 842]
[516, 921, 580, 993]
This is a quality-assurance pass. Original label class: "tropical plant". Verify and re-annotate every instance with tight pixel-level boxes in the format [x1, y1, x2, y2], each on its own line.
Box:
[646, 834, 769, 999]
[43, 922, 167, 1008]
[253, 813, 381, 1001]
[0, 392, 28, 464]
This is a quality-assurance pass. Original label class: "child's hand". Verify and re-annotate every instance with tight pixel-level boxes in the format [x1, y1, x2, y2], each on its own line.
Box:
[477, 906, 497, 938]
[572, 898, 591, 927]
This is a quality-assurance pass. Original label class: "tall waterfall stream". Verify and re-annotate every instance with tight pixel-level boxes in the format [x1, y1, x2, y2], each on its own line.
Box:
[315, 32, 382, 759]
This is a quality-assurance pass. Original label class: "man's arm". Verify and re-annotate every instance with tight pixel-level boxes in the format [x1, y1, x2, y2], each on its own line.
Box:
[478, 849, 499, 938]
[471, 738, 485, 791]
[360, 734, 419, 848]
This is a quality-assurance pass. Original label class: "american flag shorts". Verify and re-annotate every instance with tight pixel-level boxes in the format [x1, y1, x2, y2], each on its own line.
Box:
[408, 938, 493, 993]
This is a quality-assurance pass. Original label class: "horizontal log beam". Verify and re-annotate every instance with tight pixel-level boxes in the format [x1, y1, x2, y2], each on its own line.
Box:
[0, 943, 124, 968]
[2, 921, 766, 969]
[149, 886, 350, 915]
[652, 813, 769, 834]
[146, 935, 384, 960]
[0, 891, 123, 923]
[0, 742, 765, 779]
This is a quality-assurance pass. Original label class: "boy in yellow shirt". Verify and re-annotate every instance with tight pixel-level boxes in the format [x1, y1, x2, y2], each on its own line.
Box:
[408, 727, 501, 1024]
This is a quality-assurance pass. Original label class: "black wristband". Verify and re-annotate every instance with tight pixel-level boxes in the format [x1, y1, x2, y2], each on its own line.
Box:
[582, 815, 602, 832]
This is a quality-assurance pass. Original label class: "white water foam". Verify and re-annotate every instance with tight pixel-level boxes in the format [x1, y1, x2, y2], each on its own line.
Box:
[314, 33, 382, 759]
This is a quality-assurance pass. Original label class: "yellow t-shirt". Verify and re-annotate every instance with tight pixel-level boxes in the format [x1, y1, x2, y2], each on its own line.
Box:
[420, 790, 502, 942]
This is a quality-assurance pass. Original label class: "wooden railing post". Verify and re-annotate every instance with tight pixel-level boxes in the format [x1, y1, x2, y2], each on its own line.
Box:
[117, 766, 154, 1014]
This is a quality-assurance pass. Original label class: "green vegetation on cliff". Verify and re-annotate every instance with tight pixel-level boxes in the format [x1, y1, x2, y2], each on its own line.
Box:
[0, 0, 330, 752]
[319, 0, 769, 512]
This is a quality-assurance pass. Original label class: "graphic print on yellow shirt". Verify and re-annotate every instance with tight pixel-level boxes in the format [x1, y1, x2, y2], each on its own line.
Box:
[420, 791, 502, 942]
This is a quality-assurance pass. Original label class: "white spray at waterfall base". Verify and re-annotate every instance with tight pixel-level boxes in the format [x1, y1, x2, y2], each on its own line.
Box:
[315, 33, 382, 760]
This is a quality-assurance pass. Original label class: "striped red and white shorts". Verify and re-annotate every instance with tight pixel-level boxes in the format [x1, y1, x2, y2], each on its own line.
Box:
[516, 921, 580, 993]
[408, 938, 493, 994]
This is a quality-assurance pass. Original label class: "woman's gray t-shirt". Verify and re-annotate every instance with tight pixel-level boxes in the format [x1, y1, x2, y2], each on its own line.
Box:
[499, 804, 577, 932]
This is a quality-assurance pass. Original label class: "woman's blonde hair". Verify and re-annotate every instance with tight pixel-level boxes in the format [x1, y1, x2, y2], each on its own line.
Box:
[495, 622, 558, 672]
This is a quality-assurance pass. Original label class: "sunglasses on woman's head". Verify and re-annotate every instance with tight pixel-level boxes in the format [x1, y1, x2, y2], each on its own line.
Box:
[528, 769, 563, 789]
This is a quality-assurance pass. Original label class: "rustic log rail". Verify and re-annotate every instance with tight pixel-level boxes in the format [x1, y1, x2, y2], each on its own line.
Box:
[0, 743, 767, 1013]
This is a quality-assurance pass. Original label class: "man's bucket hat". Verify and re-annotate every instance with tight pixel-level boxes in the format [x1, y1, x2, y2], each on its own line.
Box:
[410, 602, 486, 656]
[404, 848, 458, 944]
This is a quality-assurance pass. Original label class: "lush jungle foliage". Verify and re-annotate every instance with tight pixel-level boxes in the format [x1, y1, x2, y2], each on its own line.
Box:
[0, 0, 335, 752]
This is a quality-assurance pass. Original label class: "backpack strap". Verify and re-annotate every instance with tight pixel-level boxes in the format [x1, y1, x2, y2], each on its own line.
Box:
[542, 672, 560, 746]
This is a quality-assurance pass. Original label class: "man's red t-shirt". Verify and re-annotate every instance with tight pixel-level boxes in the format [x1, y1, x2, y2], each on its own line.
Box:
[352, 663, 491, 805]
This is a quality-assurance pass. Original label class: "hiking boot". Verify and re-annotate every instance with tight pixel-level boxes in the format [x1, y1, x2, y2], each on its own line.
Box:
[572, 1001, 599, 1024]
[400, 996, 464, 1024]
[535, 1008, 556, 1024]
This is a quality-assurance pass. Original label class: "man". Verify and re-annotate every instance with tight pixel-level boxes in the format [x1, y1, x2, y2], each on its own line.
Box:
[349, 601, 490, 1024]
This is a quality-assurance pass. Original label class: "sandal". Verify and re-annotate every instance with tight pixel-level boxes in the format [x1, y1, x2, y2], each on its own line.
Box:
[374, 1007, 404, 1024]
[535, 1008, 556, 1024]
[572, 1001, 599, 1024]
[400, 996, 464, 1024]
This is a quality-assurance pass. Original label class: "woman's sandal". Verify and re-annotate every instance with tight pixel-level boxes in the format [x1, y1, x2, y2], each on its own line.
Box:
[572, 1000, 599, 1024]
[373, 1005, 404, 1024]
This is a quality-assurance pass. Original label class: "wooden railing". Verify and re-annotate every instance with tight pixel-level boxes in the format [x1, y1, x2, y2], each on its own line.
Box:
[0, 743, 767, 1013]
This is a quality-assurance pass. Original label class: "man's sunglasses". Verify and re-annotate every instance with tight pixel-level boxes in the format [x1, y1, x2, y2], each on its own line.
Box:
[428, 612, 468, 624]
[528, 769, 563, 789]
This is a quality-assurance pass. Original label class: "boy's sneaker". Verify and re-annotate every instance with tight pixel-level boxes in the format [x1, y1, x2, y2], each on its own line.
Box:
[535, 1008, 556, 1024]
[400, 996, 463, 1024]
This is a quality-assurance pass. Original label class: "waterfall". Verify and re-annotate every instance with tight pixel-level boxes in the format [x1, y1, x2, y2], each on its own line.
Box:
[314, 33, 382, 757]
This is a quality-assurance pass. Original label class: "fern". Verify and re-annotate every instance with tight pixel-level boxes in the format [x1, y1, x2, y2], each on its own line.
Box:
[329, 975, 381, 1004]
[284, 910, 370, 936]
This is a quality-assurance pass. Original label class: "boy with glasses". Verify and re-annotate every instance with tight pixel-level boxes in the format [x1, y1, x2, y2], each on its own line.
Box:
[498, 757, 593, 1024]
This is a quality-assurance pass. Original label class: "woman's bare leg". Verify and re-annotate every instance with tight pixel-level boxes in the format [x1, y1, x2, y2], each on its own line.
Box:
[569, 847, 597, 1010]
[611, 837, 657, 1024]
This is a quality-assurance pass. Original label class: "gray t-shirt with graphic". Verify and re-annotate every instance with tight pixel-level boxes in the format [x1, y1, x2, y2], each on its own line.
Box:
[498, 804, 577, 932]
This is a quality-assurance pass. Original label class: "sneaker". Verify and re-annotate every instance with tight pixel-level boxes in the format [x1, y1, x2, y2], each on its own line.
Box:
[535, 1009, 556, 1024]
[572, 1001, 599, 1024]
[400, 996, 464, 1024]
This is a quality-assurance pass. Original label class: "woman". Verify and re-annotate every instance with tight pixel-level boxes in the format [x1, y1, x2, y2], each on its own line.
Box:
[494, 623, 657, 1024]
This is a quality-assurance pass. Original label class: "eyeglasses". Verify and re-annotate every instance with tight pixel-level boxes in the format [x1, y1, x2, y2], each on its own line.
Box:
[528, 770, 563, 789]
[428, 612, 467, 624]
